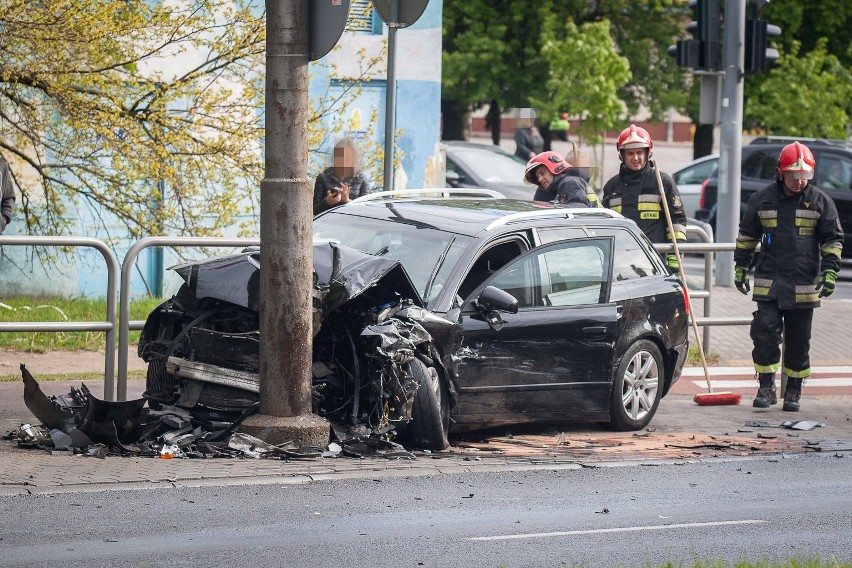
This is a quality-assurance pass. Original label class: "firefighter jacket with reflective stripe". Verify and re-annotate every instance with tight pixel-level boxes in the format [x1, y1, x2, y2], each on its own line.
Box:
[601, 162, 687, 244]
[735, 181, 844, 309]
[533, 174, 597, 207]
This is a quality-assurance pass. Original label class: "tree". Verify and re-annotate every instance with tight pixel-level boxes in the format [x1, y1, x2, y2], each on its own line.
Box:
[530, 19, 630, 144]
[0, 0, 385, 245]
[745, 39, 851, 138]
[0, 0, 266, 239]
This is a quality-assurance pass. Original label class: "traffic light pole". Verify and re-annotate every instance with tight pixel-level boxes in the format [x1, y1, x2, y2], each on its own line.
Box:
[715, 0, 745, 287]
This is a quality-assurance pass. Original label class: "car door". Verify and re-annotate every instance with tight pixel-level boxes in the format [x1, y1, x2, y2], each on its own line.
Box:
[454, 237, 619, 426]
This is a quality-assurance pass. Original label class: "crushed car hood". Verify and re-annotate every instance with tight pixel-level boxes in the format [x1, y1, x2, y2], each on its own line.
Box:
[171, 242, 424, 314]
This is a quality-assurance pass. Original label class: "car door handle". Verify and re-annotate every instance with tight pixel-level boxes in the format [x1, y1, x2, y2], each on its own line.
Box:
[582, 326, 608, 340]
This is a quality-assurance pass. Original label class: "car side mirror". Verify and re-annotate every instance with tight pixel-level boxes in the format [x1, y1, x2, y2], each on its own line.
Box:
[472, 286, 518, 331]
[446, 170, 460, 187]
[476, 285, 519, 314]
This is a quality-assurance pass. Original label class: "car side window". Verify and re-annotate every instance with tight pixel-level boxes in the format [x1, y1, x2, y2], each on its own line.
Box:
[458, 239, 527, 300]
[674, 159, 717, 185]
[742, 150, 777, 180]
[446, 158, 471, 185]
[815, 154, 852, 191]
[486, 238, 613, 308]
[538, 227, 661, 282]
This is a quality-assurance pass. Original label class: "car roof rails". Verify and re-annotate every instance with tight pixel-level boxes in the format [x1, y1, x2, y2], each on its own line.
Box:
[349, 188, 506, 204]
[749, 136, 852, 149]
[484, 208, 623, 231]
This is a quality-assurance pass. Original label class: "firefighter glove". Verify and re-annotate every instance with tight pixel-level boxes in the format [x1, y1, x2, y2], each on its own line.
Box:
[734, 265, 750, 295]
[816, 269, 837, 298]
[666, 253, 680, 272]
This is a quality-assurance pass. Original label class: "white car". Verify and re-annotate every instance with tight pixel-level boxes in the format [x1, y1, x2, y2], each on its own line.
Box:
[671, 153, 718, 218]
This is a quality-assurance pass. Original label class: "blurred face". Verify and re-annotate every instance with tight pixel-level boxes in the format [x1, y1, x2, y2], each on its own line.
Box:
[781, 171, 809, 195]
[535, 166, 554, 189]
[333, 144, 356, 170]
[621, 148, 648, 171]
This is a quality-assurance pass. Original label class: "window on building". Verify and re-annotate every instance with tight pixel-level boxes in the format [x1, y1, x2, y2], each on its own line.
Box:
[347, 0, 381, 34]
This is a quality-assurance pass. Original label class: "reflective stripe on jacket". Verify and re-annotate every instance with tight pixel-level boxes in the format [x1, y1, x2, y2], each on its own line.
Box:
[601, 162, 687, 244]
[734, 181, 844, 309]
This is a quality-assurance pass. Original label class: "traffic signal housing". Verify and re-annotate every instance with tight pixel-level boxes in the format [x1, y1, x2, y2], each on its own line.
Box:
[667, 0, 721, 71]
[745, 0, 781, 74]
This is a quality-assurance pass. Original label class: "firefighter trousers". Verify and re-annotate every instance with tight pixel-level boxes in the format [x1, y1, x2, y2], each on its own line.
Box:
[750, 301, 814, 378]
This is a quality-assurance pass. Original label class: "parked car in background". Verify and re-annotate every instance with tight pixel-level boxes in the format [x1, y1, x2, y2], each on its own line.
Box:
[696, 137, 852, 257]
[671, 153, 719, 218]
[443, 141, 533, 200]
[140, 190, 689, 453]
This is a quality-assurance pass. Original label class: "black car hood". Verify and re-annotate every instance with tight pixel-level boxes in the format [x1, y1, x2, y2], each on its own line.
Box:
[171, 242, 423, 313]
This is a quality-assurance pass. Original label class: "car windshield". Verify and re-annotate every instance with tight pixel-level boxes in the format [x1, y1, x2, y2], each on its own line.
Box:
[313, 212, 473, 302]
[453, 147, 527, 184]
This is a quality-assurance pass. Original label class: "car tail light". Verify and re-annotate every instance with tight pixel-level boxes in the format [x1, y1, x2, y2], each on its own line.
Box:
[699, 178, 710, 209]
[681, 284, 690, 316]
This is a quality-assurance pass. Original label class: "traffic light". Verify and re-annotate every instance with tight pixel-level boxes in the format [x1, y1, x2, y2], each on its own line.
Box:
[745, 0, 781, 74]
[667, 0, 721, 71]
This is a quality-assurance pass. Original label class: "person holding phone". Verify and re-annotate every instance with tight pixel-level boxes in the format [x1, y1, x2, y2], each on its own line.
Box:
[313, 138, 370, 215]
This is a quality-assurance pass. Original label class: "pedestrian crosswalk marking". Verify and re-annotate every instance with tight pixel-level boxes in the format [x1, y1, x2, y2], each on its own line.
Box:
[691, 377, 852, 389]
[681, 366, 852, 376]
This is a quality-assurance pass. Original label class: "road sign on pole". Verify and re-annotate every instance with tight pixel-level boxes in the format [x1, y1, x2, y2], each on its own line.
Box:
[309, 0, 351, 62]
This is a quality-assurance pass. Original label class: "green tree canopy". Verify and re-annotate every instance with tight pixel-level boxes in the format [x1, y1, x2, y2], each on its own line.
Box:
[746, 39, 851, 139]
[530, 19, 630, 143]
[441, 0, 691, 140]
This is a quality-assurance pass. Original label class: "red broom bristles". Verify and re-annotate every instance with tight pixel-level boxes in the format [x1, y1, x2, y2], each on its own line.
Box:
[694, 391, 742, 406]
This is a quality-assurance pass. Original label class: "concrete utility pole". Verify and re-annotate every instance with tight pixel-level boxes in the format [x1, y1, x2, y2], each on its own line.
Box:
[241, 0, 329, 447]
[382, 9, 398, 191]
[715, 0, 745, 287]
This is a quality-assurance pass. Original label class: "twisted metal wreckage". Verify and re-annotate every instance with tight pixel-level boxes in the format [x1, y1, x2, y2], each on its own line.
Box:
[14, 243, 463, 459]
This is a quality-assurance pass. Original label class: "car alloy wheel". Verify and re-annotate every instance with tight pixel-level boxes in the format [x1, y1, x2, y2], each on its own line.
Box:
[609, 340, 663, 431]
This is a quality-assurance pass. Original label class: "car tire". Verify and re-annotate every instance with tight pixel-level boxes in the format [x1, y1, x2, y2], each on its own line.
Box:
[608, 340, 663, 431]
[404, 359, 450, 451]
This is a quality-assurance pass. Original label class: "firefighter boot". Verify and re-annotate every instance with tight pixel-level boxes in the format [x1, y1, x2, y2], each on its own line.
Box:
[753, 373, 776, 408]
[783, 378, 803, 412]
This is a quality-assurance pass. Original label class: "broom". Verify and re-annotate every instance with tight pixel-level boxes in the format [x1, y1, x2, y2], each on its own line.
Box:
[651, 160, 741, 406]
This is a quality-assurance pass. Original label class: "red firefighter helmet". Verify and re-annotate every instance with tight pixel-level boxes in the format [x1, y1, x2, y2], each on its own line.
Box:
[524, 151, 570, 184]
[616, 124, 653, 155]
[777, 141, 816, 180]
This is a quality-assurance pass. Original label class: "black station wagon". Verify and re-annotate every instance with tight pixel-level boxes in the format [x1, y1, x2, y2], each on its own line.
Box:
[140, 190, 689, 451]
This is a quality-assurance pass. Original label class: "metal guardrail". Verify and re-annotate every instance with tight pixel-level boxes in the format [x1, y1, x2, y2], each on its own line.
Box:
[5, 231, 751, 402]
[0, 236, 119, 400]
[116, 237, 260, 401]
[655, 233, 753, 352]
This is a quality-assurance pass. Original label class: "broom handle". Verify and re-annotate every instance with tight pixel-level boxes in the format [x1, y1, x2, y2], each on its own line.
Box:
[651, 160, 713, 393]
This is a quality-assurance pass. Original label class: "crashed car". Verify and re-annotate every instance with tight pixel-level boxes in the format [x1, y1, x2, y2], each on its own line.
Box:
[139, 191, 690, 451]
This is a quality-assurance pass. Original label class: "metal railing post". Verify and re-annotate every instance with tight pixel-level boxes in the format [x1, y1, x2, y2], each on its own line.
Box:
[0, 236, 118, 400]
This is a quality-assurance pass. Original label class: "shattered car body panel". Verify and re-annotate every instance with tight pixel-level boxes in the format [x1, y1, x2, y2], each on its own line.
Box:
[139, 242, 462, 450]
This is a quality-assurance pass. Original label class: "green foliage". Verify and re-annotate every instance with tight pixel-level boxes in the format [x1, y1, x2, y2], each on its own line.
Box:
[0, 296, 164, 352]
[0, 1, 386, 241]
[531, 19, 631, 144]
[745, 40, 851, 138]
[761, 0, 852, 69]
[1, 0, 267, 239]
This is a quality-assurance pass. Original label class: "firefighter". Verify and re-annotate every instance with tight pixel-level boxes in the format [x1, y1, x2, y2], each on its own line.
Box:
[734, 141, 844, 411]
[601, 124, 687, 272]
[523, 151, 598, 207]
